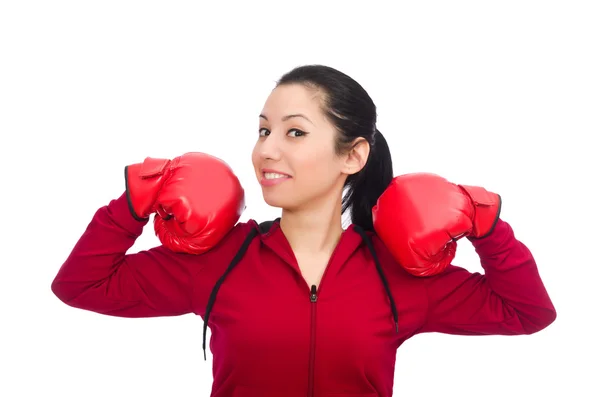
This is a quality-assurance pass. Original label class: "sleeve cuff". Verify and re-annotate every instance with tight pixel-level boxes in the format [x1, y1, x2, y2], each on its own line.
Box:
[467, 218, 512, 254]
[108, 191, 150, 234]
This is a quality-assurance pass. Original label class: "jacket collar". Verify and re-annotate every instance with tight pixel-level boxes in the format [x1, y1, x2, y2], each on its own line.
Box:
[251, 218, 365, 277]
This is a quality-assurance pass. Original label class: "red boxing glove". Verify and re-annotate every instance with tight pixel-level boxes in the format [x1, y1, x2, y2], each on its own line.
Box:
[125, 152, 245, 254]
[372, 173, 501, 277]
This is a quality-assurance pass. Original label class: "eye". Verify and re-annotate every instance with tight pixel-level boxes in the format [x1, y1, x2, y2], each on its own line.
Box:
[287, 129, 306, 137]
[258, 128, 306, 138]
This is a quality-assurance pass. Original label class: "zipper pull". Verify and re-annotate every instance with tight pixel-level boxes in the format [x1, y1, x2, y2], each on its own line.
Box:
[310, 285, 318, 303]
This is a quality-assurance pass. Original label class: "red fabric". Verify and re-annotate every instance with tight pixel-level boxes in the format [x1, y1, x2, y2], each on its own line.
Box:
[51, 193, 556, 397]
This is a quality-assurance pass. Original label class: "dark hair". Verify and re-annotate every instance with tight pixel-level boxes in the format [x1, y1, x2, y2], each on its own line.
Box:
[276, 65, 394, 231]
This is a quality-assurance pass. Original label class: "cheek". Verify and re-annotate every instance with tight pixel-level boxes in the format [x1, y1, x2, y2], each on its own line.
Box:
[295, 148, 338, 181]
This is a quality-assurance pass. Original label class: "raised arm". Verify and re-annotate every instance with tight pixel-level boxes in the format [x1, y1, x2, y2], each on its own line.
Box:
[51, 192, 197, 317]
[419, 218, 556, 335]
[51, 152, 246, 318]
[372, 172, 556, 336]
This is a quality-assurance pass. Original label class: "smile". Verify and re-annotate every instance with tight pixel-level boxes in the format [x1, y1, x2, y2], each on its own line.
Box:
[260, 171, 291, 186]
[264, 172, 290, 180]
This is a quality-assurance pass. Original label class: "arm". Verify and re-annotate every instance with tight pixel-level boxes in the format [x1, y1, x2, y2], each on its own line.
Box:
[51, 193, 199, 317]
[52, 152, 246, 318]
[418, 218, 556, 335]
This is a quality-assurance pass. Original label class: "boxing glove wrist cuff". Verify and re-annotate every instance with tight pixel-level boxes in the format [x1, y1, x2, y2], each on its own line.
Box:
[124, 157, 172, 221]
[459, 184, 502, 239]
[125, 166, 149, 222]
[468, 195, 502, 240]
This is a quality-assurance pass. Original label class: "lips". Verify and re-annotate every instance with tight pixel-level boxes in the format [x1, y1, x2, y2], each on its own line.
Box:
[260, 169, 291, 186]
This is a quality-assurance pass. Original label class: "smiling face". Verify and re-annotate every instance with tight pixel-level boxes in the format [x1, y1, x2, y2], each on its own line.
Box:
[251, 83, 350, 212]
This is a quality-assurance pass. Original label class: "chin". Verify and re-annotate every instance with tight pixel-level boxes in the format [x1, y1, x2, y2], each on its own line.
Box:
[261, 192, 297, 211]
[262, 194, 285, 209]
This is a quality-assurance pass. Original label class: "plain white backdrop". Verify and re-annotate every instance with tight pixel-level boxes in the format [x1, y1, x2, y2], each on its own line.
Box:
[1, 1, 598, 396]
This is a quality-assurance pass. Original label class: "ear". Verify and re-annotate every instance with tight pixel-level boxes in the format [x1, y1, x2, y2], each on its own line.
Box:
[341, 137, 370, 176]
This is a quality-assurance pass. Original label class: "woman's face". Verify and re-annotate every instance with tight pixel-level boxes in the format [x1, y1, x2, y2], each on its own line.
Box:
[251, 84, 349, 212]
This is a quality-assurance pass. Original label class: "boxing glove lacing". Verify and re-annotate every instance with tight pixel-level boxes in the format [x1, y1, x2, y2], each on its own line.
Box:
[201, 220, 400, 361]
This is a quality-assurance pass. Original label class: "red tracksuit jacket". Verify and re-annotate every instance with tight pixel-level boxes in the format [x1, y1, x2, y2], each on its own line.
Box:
[51, 193, 556, 397]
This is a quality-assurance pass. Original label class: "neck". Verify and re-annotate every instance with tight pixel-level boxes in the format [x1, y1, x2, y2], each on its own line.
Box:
[279, 194, 344, 257]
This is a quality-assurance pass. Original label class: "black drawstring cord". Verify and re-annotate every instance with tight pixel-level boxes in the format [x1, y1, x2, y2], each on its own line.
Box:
[202, 227, 258, 360]
[353, 225, 400, 333]
[201, 221, 400, 363]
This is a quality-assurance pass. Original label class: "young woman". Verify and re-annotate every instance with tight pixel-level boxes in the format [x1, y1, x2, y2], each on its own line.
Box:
[51, 65, 556, 397]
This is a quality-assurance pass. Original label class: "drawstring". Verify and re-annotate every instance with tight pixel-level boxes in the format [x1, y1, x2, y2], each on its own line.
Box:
[353, 225, 400, 333]
[201, 221, 400, 361]
[202, 227, 258, 360]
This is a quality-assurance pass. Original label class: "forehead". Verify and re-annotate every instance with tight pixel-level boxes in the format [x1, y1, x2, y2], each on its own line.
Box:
[262, 84, 323, 115]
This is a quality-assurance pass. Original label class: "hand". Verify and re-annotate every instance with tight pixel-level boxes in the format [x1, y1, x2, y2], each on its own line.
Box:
[372, 172, 501, 276]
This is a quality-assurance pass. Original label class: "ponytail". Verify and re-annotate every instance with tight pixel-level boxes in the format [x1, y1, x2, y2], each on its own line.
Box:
[342, 129, 394, 231]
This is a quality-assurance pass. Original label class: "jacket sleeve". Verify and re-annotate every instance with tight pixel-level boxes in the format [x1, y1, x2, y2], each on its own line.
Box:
[418, 218, 556, 336]
[51, 192, 202, 318]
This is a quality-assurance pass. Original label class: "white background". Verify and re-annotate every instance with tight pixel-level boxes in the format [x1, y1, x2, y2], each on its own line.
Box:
[1, 1, 598, 396]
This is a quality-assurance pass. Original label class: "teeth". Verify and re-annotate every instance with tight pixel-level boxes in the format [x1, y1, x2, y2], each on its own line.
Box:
[264, 172, 288, 180]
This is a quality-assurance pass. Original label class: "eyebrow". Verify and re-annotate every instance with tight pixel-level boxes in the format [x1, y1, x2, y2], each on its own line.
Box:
[259, 113, 314, 125]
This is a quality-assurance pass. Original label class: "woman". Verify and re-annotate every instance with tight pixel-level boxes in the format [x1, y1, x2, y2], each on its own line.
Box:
[51, 65, 556, 397]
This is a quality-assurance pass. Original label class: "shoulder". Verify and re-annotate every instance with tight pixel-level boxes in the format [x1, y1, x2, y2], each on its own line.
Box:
[355, 229, 400, 268]
[351, 227, 430, 326]
[151, 220, 261, 269]
[357, 228, 437, 292]
[202, 219, 262, 254]
[190, 218, 280, 259]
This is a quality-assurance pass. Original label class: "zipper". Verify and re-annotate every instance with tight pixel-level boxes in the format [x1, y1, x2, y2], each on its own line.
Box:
[305, 232, 345, 397]
[307, 284, 318, 397]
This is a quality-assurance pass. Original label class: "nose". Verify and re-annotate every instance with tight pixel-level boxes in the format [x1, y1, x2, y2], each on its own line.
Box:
[258, 133, 282, 161]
